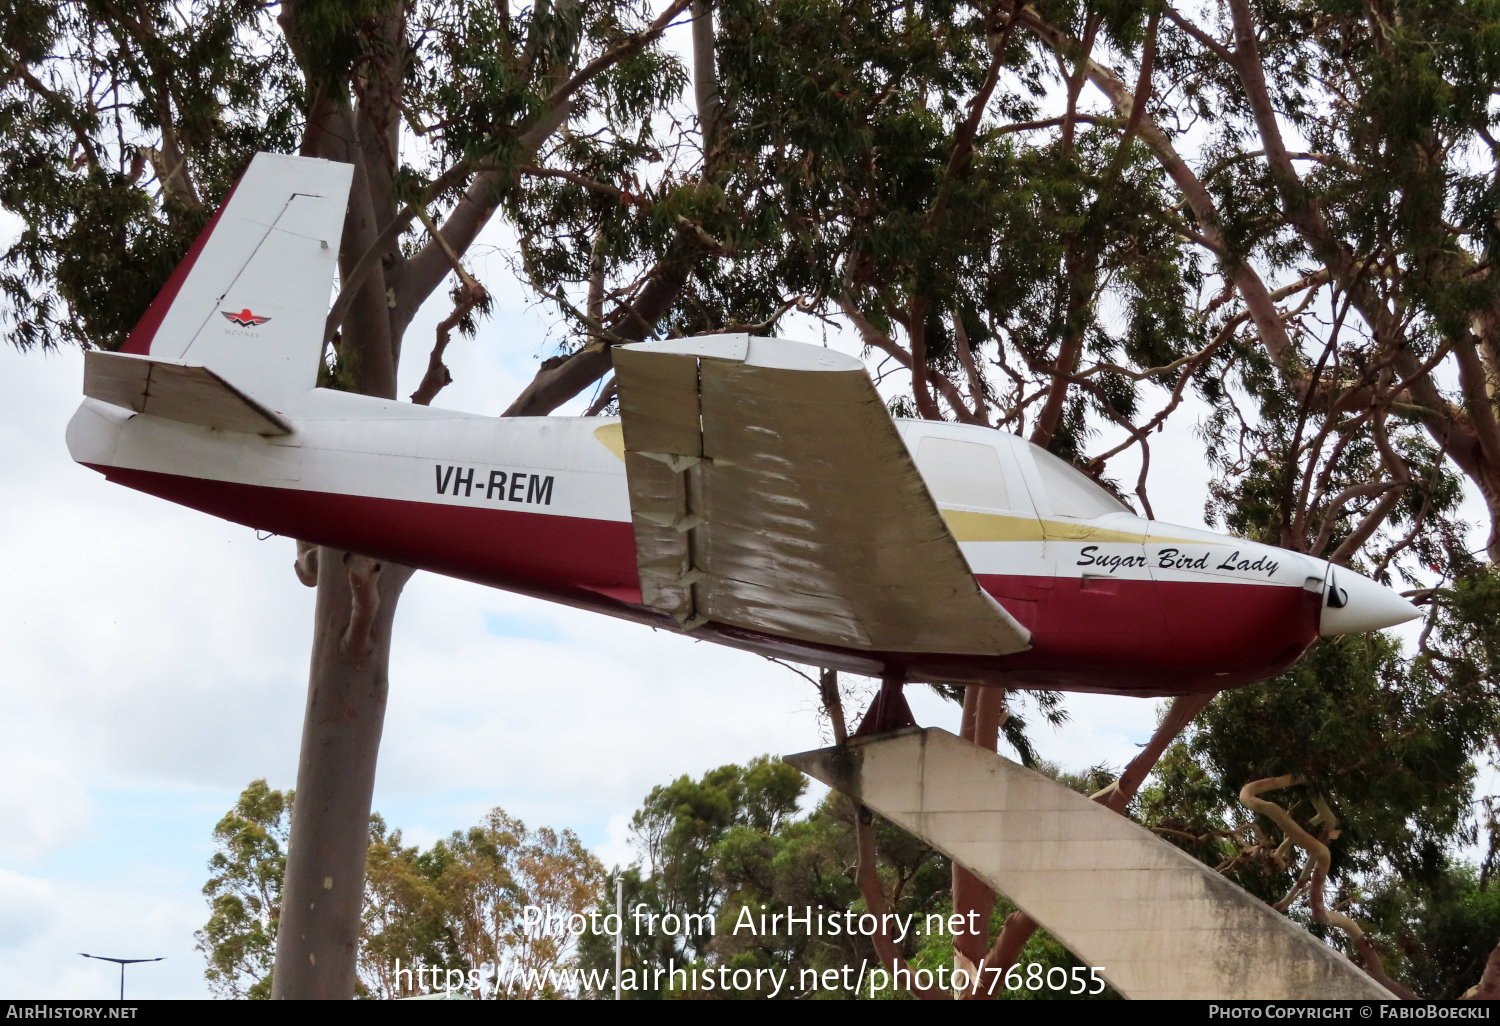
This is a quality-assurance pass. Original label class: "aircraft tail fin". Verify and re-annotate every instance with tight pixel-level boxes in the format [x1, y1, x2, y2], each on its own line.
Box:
[117, 152, 353, 409]
[83, 350, 292, 436]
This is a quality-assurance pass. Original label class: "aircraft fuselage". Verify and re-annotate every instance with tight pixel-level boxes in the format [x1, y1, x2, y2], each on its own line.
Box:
[68, 386, 1404, 697]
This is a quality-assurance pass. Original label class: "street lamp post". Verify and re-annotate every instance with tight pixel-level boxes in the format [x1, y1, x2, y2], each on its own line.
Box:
[78, 954, 164, 1000]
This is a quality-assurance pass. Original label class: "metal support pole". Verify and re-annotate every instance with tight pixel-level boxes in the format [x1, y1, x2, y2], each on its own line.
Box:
[78, 954, 163, 1001]
[852, 671, 918, 737]
[614, 878, 624, 1000]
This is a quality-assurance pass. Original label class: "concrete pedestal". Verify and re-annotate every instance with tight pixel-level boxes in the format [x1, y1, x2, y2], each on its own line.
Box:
[785, 727, 1388, 999]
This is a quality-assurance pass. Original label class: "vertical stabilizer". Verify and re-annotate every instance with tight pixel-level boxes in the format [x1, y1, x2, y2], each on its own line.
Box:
[119, 153, 352, 408]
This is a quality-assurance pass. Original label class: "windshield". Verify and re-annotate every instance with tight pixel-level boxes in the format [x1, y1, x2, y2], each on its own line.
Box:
[1028, 445, 1130, 519]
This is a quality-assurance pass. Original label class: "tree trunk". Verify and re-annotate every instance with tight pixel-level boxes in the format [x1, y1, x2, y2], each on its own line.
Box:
[952, 686, 1004, 979]
[264, 0, 696, 999]
[272, 549, 413, 998]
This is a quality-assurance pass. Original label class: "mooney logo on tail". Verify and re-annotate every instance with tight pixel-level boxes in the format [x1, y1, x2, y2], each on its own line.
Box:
[222, 308, 271, 327]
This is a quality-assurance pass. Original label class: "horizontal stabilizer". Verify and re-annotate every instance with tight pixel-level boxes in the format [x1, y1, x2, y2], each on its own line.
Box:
[84, 350, 292, 436]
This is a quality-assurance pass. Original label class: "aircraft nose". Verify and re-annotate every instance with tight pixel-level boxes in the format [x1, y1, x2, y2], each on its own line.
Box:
[1318, 566, 1422, 637]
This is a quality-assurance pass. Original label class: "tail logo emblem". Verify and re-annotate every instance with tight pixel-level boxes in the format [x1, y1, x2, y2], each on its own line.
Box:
[222, 309, 271, 327]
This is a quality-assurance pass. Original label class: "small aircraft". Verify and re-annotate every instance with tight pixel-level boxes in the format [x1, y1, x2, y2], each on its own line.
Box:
[66, 154, 1419, 703]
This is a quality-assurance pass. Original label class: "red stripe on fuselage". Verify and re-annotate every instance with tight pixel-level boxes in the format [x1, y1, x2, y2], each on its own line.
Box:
[961, 573, 1320, 694]
[92, 466, 1320, 696]
[94, 465, 646, 612]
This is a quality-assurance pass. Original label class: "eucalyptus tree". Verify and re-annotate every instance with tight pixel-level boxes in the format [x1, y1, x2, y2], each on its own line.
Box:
[686, 0, 1500, 996]
[197, 780, 293, 999]
[1006, 0, 1500, 566]
[14, 0, 1500, 1001]
[519, 0, 1483, 993]
[999, 0, 1500, 995]
[693, 0, 1223, 988]
[0, 0, 717, 998]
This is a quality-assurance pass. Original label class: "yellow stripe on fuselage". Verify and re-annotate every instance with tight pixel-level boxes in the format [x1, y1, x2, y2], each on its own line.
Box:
[596, 430, 1203, 550]
[941, 509, 1046, 542]
[940, 508, 1197, 546]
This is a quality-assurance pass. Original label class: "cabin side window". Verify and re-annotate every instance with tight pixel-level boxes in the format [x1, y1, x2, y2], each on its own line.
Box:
[1028, 445, 1129, 519]
[915, 436, 1010, 510]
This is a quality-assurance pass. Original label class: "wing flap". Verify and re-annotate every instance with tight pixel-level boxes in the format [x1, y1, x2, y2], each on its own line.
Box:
[612, 335, 1030, 656]
[625, 450, 699, 622]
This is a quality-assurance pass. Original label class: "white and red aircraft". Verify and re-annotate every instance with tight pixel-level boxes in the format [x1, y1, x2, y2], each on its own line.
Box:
[66, 153, 1419, 700]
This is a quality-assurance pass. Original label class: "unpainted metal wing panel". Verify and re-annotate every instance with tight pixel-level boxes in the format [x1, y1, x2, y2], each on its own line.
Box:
[613, 347, 702, 459]
[625, 450, 698, 622]
[84, 351, 292, 436]
[612, 336, 1030, 656]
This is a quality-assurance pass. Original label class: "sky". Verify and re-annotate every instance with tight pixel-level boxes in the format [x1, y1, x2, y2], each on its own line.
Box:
[0, 217, 1207, 999]
[4, 198, 1480, 998]
[0, 16, 1480, 999]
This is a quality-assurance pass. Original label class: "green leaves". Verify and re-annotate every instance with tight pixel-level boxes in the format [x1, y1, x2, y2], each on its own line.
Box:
[0, 0, 298, 351]
[198, 781, 605, 999]
[360, 807, 604, 998]
[195, 779, 291, 999]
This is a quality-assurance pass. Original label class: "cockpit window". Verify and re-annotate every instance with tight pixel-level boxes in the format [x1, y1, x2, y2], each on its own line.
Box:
[1029, 445, 1129, 519]
[915, 436, 1010, 510]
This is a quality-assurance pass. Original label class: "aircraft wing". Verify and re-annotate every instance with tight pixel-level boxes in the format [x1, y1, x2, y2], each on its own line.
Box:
[612, 335, 1031, 656]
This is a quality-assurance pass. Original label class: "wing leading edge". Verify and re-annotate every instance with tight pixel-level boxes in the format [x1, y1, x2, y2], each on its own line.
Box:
[612, 334, 1032, 657]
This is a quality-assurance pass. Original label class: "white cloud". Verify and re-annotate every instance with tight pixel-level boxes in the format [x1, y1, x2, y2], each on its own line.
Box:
[595, 813, 635, 873]
[0, 747, 90, 863]
[0, 863, 205, 998]
[0, 868, 56, 949]
[2, 212, 1372, 999]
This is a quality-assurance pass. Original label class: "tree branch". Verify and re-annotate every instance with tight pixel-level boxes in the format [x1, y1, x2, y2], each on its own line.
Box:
[1465, 942, 1500, 999]
[0, 51, 102, 169]
[1162, 4, 1234, 64]
[953, 308, 990, 426]
[410, 280, 487, 407]
[691, 0, 721, 153]
[1058, 13, 1101, 155]
[323, 158, 477, 343]
[1239, 777, 1417, 999]
[926, 5, 1019, 229]
[838, 294, 979, 422]
[1017, 7, 1305, 381]
[519, 164, 653, 209]
[1327, 409, 1411, 564]
[545, 0, 694, 112]
[390, 99, 573, 334]
[502, 238, 702, 416]
[1307, 482, 1399, 558]
[339, 553, 384, 662]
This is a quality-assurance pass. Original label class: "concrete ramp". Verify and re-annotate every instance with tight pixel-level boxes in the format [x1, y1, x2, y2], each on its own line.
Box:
[784, 727, 1387, 999]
